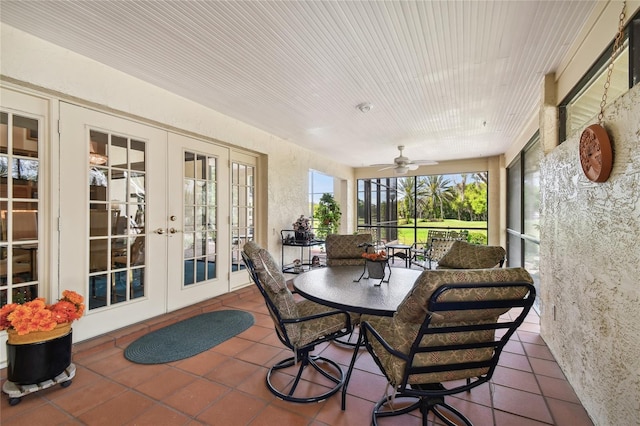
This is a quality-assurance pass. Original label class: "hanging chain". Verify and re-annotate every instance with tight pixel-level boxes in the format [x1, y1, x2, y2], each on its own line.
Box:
[598, 1, 626, 124]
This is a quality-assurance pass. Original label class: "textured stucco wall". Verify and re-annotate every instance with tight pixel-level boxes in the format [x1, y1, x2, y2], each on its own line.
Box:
[540, 83, 640, 425]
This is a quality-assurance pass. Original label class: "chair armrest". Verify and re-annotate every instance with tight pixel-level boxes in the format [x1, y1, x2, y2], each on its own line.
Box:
[360, 320, 408, 361]
[282, 309, 352, 330]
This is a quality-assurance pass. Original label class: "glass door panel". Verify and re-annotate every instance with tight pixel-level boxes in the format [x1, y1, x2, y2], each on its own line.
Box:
[230, 151, 257, 289]
[87, 130, 147, 310]
[0, 111, 41, 306]
[167, 133, 229, 310]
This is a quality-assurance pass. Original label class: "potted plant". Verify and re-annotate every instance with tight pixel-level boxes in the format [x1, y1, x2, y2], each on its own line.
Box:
[1, 290, 85, 385]
[292, 215, 312, 242]
[314, 193, 341, 239]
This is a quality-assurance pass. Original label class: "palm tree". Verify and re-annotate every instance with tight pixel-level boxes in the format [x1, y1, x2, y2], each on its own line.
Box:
[425, 175, 456, 219]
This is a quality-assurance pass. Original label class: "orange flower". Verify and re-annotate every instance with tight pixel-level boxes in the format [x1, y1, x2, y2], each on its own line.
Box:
[0, 289, 85, 335]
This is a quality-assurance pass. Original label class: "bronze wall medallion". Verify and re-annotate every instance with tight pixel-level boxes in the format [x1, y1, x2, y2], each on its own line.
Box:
[579, 124, 613, 182]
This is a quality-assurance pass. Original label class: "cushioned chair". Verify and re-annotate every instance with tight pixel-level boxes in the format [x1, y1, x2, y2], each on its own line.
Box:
[242, 241, 353, 403]
[325, 233, 372, 266]
[436, 240, 506, 269]
[342, 267, 535, 425]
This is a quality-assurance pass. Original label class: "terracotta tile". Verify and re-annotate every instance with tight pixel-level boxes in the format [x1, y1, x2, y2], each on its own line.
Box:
[537, 374, 581, 403]
[529, 357, 566, 379]
[51, 375, 128, 416]
[236, 324, 274, 342]
[235, 342, 284, 366]
[445, 396, 495, 425]
[211, 336, 254, 356]
[497, 351, 532, 372]
[494, 410, 553, 425]
[343, 367, 390, 404]
[128, 404, 192, 425]
[0, 393, 52, 423]
[196, 391, 267, 425]
[205, 358, 261, 388]
[518, 330, 546, 345]
[236, 368, 278, 403]
[174, 350, 229, 376]
[1, 402, 76, 425]
[523, 341, 556, 360]
[492, 366, 541, 394]
[315, 394, 379, 426]
[546, 397, 594, 425]
[0, 284, 594, 426]
[503, 338, 526, 355]
[492, 384, 553, 424]
[448, 381, 493, 407]
[248, 404, 310, 425]
[135, 368, 198, 400]
[162, 377, 230, 417]
[77, 390, 155, 425]
[82, 350, 132, 376]
[110, 363, 169, 388]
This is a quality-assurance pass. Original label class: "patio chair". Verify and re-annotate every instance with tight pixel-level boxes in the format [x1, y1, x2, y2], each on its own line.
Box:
[242, 241, 353, 403]
[325, 233, 372, 266]
[410, 230, 448, 268]
[343, 267, 535, 425]
[436, 240, 506, 269]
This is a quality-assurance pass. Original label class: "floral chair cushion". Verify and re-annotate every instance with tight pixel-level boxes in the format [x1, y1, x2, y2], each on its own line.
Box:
[325, 233, 371, 266]
[246, 246, 301, 343]
[396, 268, 532, 324]
[296, 300, 350, 348]
[361, 267, 533, 387]
[437, 241, 506, 269]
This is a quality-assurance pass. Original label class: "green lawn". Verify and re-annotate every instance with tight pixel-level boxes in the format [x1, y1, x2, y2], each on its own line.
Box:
[394, 219, 487, 245]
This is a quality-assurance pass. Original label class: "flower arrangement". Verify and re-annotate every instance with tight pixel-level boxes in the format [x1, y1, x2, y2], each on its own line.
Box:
[362, 250, 387, 261]
[292, 215, 311, 232]
[0, 290, 85, 336]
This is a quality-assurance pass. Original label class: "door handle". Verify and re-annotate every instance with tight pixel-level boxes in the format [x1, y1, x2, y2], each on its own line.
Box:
[169, 227, 180, 234]
[154, 228, 165, 235]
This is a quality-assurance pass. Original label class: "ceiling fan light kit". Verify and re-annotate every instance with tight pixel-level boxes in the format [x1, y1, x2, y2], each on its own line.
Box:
[371, 145, 437, 175]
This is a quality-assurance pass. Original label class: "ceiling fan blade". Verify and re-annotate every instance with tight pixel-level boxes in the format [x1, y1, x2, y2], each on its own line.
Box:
[410, 160, 439, 166]
[376, 165, 396, 171]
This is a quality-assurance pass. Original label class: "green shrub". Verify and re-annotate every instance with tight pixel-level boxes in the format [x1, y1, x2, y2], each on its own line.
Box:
[468, 231, 487, 245]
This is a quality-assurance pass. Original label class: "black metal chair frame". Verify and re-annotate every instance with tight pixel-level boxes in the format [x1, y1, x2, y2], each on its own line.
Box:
[242, 251, 353, 403]
[342, 281, 536, 425]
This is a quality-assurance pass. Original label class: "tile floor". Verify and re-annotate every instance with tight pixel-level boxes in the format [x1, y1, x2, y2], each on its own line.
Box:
[1, 282, 593, 425]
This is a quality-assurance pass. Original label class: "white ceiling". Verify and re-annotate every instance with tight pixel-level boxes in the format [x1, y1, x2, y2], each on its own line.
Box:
[0, 1, 598, 168]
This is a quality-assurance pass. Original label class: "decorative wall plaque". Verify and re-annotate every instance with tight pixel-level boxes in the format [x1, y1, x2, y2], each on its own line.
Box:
[579, 124, 612, 182]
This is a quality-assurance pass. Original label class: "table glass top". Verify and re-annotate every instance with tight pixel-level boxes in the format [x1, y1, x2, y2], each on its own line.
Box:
[292, 266, 422, 316]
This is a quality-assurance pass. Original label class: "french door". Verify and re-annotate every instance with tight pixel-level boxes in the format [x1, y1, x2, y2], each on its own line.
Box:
[59, 103, 169, 341]
[166, 133, 230, 310]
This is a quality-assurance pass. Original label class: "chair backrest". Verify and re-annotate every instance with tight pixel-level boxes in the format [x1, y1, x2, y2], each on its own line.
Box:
[325, 233, 372, 266]
[385, 268, 535, 391]
[426, 238, 457, 266]
[241, 243, 301, 348]
[436, 240, 506, 269]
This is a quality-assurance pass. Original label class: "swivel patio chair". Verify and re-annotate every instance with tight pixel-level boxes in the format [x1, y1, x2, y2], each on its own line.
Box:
[343, 267, 535, 425]
[242, 242, 353, 403]
[436, 240, 506, 269]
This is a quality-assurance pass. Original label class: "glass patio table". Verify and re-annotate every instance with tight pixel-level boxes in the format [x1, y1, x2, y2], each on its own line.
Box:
[292, 265, 421, 317]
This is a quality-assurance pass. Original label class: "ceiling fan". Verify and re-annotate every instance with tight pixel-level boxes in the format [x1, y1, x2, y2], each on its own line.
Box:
[372, 145, 438, 175]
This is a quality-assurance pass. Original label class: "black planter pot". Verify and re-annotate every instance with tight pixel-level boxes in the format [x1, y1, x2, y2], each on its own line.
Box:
[295, 231, 308, 243]
[6, 331, 73, 385]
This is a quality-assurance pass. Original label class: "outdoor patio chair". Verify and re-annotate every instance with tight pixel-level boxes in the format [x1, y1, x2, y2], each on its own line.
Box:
[410, 230, 448, 268]
[436, 240, 506, 269]
[343, 267, 535, 425]
[325, 233, 372, 266]
[242, 241, 353, 403]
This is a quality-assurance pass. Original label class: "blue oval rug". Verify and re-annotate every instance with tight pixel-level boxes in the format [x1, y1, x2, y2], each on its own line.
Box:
[124, 310, 254, 364]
